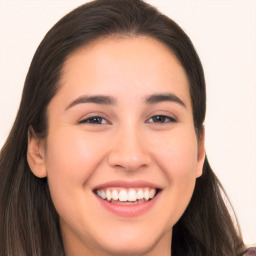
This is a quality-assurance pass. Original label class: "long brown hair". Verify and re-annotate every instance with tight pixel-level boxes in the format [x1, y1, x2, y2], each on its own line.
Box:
[0, 0, 245, 255]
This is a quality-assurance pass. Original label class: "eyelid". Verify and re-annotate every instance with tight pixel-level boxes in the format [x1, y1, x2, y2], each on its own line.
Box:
[78, 114, 111, 125]
[77, 112, 177, 126]
[146, 114, 177, 124]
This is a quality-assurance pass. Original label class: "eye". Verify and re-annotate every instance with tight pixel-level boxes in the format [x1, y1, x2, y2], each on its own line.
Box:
[79, 116, 109, 125]
[147, 115, 176, 124]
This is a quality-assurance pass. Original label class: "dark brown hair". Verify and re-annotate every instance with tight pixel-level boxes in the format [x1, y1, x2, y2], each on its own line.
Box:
[0, 0, 245, 255]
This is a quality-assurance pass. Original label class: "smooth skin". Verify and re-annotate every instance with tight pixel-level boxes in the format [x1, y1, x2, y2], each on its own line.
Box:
[27, 36, 205, 256]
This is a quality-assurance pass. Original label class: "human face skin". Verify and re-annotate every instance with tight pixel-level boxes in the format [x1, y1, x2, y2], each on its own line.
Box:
[30, 36, 205, 256]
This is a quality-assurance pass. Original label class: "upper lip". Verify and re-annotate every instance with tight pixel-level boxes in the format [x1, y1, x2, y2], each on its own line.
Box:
[93, 180, 162, 191]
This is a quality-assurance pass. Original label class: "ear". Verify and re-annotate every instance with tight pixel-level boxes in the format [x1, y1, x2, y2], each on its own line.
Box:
[196, 127, 206, 178]
[27, 126, 47, 178]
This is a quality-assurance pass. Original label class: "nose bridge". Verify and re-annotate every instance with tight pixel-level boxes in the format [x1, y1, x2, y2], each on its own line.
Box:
[108, 123, 150, 171]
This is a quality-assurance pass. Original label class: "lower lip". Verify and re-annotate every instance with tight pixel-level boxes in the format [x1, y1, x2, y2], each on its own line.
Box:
[94, 192, 160, 218]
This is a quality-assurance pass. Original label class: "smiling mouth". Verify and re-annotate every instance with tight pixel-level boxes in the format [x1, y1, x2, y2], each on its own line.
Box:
[94, 187, 160, 204]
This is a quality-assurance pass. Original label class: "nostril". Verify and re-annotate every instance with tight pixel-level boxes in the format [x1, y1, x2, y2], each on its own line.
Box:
[107, 153, 151, 172]
[107, 141, 151, 171]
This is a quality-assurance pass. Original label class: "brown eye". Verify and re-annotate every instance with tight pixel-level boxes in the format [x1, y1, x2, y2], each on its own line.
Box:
[147, 115, 176, 123]
[79, 116, 109, 125]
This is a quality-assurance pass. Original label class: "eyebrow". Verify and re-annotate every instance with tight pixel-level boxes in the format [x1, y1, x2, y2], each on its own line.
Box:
[65, 92, 186, 111]
[145, 93, 186, 108]
[65, 95, 117, 110]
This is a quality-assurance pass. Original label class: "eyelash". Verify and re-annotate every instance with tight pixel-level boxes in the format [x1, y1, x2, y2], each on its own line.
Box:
[79, 115, 176, 125]
[146, 115, 176, 124]
[79, 116, 110, 125]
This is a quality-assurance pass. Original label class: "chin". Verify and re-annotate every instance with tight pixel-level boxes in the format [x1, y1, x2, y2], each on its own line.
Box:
[90, 226, 171, 256]
[97, 239, 158, 256]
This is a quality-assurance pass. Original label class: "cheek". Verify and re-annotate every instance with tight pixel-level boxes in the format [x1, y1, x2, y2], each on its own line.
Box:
[151, 128, 198, 179]
[150, 128, 198, 222]
[44, 128, 107, 208]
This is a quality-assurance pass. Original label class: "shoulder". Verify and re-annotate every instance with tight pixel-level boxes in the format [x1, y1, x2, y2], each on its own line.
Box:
[242, 247, 256, 256]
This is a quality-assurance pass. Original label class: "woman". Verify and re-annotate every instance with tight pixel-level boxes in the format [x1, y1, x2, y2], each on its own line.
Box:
[0, 0, 254, 255]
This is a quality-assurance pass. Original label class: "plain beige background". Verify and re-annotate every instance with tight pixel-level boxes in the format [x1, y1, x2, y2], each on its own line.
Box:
[0, 0, 255, 245]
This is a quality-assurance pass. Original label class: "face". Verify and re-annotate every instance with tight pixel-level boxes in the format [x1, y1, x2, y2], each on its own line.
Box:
[28, 36, 205, 256]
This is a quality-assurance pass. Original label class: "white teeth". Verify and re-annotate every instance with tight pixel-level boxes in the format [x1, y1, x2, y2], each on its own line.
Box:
[101, 190, 106, 199]
[128, 189, 137, 201]
[106, 190, 112, 201]
[137, 189, 144, 199]
[96, 188, 157, 202]
[112, 190, 119, 200]
[149, 188, 156, 199]
[119, 190, 128, 202]
[144, 190, 150, 201]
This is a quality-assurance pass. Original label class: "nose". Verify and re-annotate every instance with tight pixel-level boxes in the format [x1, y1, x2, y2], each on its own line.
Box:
[107, 126, 151, 172]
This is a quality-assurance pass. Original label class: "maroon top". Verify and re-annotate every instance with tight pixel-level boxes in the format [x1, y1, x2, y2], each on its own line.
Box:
[243, 247, 256, 256]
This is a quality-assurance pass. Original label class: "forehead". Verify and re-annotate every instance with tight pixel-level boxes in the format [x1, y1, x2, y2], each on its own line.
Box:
[56, 35, 191, 109]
